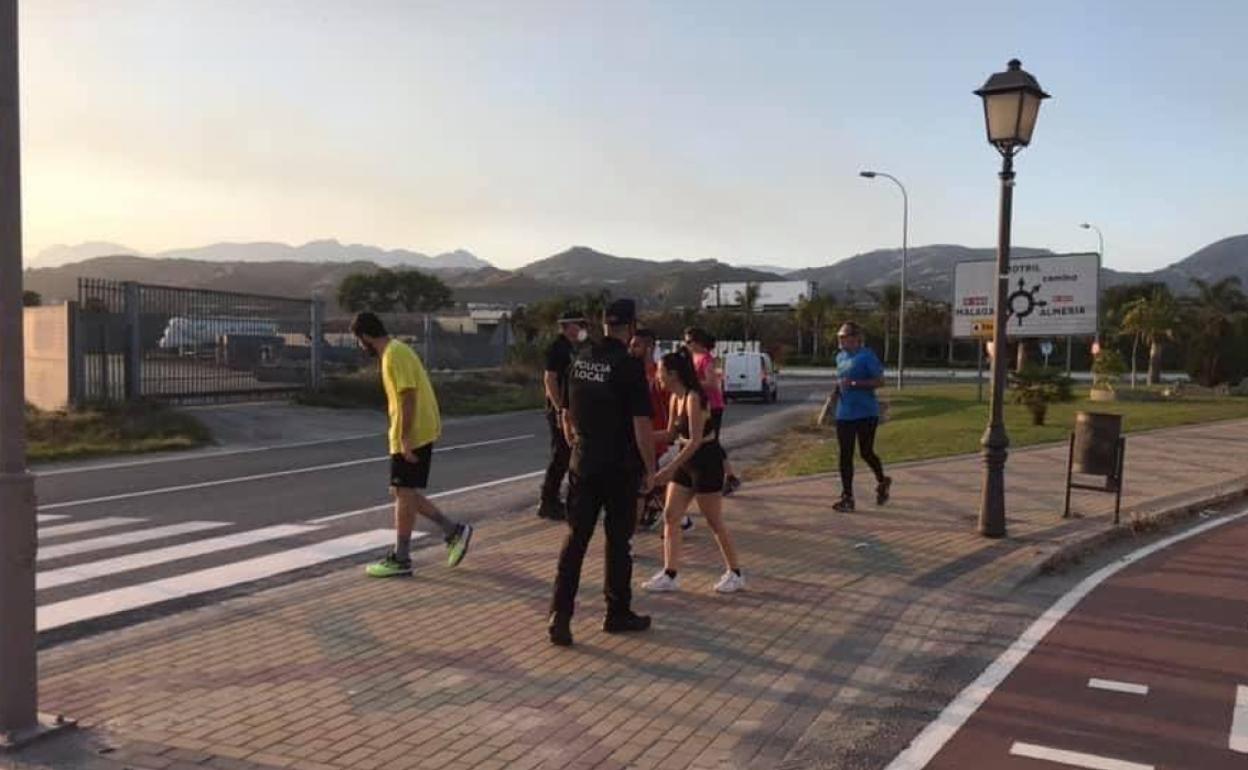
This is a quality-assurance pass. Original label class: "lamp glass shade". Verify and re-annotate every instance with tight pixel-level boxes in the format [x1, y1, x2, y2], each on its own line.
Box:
[1017, 91, 1043, 145]
[983, 90, 1023, 145]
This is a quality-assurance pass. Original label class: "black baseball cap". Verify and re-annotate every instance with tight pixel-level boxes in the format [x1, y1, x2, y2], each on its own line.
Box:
[604, 298, 637, 326]
[557, 308, 586, 325]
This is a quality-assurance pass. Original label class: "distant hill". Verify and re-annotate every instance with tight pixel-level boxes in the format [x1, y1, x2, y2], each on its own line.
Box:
[23, 236, 1247, 313]
[789, 244, 1056, 300]
[32, 239, 490, 272]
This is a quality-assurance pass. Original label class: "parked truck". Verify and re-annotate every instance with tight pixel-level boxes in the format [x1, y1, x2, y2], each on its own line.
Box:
[700, 280, 816, 311]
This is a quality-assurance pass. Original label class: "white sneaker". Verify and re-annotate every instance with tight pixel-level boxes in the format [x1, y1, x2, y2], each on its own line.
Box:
[680, 515, 694, 531]
[642, 570, 680, 592]
[714, 570, 746, 594]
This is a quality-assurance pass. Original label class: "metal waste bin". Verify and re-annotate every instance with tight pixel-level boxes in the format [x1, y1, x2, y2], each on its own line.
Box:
[1072, 412, 1122, 476]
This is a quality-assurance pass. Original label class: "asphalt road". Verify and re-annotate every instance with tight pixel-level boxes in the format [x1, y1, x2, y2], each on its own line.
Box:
[910, 507, 1248, 770]
[32, 376, 829, 640]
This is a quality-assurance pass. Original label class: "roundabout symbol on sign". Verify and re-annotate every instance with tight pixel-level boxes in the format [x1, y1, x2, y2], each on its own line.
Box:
[1007, 278, 1048, 327]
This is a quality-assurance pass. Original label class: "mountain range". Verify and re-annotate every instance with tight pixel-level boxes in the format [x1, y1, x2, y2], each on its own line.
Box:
[31, 239, 490, 272]
[22, 235, 1248, 313]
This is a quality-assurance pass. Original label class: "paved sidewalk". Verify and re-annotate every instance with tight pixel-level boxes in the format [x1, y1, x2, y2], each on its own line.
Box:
[13, 419, 1248, 770]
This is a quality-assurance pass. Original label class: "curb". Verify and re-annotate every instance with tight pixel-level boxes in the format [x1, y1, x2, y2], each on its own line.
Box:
[1023, 479, 1248, 582]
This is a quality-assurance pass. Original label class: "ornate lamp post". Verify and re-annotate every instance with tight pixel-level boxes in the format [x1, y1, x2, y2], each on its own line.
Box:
[974, 59, 1050, 538]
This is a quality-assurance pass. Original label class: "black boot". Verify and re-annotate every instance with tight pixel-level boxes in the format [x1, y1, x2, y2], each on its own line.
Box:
[548, 612, 573, 646]
[832, 494, 855, 513]
[876, 476, 892, 505]
[603, 610, 651, 634]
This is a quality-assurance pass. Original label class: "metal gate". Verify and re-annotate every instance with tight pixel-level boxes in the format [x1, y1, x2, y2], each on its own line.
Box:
[76, 279, 322, 403]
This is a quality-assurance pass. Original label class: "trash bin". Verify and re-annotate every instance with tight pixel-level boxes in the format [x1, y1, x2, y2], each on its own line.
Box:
[1072, 412, 1122, 477]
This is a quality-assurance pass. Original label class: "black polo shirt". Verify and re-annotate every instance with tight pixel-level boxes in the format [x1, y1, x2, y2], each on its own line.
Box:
[544, 335, 576, 410]
[564, 337, 652, 475]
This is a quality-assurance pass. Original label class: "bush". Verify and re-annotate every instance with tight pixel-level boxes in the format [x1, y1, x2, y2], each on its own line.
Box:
[1092, 349, 1127, 391]
[1008, 366, 1075, 425]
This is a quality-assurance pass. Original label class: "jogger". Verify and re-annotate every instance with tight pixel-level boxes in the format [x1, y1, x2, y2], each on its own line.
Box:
[832, 321, 892, 513]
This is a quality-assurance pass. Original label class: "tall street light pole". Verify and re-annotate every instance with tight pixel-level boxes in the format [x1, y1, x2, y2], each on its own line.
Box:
[973, 59, 1050, 539]
[1080, 222, 1105, 348]
[0, 0, 39, 746]
[859, 170, 908, 389]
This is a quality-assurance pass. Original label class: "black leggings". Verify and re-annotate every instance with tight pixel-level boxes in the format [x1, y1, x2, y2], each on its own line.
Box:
[836, 418, 885, 497]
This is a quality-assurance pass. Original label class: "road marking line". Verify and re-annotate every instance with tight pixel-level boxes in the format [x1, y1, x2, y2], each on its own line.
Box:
[306, 469, 545, 524]
[1009, 742, 1153, 770]
[38, 521, 231, 562]
[37, 524, 318, 590]
[37, 514, 68, 523]
[38, 517, 143, 540]
[35, 432, 382, 477]
[1087, 678, 1149, 696]
[1232, 684, 1248, 753]
[37, 529, 403, 631]
[884, 505, 1248, 770]
[39, 434, 534, 511]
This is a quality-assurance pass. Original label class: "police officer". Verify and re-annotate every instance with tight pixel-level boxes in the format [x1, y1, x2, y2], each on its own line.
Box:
[548, 298, 656, 647]
[538, 309, 588, 521]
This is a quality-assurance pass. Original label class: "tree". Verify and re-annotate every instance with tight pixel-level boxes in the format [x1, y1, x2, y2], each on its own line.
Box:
[868, 284, 902, 364]
[1183, 276, 1247, 386]
[1119, 287, 1179, 386]
[336, 269, 452, 314]
[22, 290, 41, 307]
[734, 283, 761, 341]
[795, 295, 834, 359]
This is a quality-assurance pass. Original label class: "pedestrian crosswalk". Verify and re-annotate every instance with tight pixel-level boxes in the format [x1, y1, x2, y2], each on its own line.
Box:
[35, 513, 409, 633]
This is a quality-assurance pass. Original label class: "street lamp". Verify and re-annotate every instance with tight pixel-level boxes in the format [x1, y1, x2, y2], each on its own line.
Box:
[973, 58, 1050, 539]
[1080, 222, 1104, 349]
[859, 170, 908, 389]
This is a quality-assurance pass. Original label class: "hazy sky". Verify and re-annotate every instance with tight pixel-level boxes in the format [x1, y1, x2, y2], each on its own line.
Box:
[20, 0, 1248, 271]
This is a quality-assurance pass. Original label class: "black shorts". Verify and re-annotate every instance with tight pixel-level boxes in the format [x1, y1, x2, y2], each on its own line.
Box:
[672, 442, 725, 495]
[390, 444, 434, 489]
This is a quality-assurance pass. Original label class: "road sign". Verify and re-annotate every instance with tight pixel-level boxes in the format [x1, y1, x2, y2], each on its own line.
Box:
[971, 319, 995, 338]
[1039, 340, 1054, 357]
[952, 253, 1100, 338]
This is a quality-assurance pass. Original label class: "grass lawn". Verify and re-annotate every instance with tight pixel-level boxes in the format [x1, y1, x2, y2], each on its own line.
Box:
[755, 383, 1248, 478]
[296, 368, 546, 417]
[27, 403, 213, 463]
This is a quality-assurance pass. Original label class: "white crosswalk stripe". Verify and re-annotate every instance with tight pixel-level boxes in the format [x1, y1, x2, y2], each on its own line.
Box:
[38, 521, 231, 562]
[33, 515, 421, 633]
[38, 529, 398, 631]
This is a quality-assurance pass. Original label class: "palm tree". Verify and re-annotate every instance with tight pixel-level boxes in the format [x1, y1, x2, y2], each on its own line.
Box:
[1183, 277, 1248, 386]
[1119, 288, 1180, 386]
[795, 295, 834, 359]
[868, 284, 902, 364]
[734, 283, 761, 341]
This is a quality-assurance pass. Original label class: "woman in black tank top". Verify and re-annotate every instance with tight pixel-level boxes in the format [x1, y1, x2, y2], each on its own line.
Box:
[640, 351, 745, 595]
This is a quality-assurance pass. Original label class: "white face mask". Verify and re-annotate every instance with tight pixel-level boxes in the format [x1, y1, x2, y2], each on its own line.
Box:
[576, 328, 589, 343]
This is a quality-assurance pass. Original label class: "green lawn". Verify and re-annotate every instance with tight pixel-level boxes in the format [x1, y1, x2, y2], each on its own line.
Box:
[296, 368, 546, 417]
[27, 403, 213, 463]
[757, 383, 1248, 478]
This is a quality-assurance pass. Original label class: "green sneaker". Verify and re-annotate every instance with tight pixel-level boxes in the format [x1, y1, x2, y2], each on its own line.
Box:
[447, 524, 474, 568]
[366, 552, 412, 578]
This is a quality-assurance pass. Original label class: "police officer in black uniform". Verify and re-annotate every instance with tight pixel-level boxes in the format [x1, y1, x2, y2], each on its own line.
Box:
[548, 298, 656, 647]
[538, 309, 587, 521]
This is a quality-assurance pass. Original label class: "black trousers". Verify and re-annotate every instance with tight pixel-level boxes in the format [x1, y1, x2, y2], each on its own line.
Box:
[550, 468, 636, 619]
[541, 408, 571, 505]
[836, 418, 885, 497]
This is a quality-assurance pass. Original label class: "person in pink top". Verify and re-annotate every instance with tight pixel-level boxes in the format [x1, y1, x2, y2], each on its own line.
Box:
[682, 327, 741, 495]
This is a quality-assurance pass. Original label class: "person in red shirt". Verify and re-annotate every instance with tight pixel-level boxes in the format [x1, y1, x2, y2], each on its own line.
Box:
[629, 329, 668, 529]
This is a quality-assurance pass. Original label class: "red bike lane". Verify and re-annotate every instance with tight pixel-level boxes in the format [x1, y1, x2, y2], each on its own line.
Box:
[908, 510, 1248, 770]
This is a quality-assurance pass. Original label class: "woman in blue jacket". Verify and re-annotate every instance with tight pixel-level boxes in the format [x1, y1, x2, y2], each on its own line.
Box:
[832, 322, 892, 512]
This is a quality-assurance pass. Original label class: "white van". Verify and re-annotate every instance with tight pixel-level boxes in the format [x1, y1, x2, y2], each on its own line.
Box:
[723, 351, 778, 403]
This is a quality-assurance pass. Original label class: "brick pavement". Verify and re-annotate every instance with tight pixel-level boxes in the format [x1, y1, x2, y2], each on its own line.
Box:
[12, 419, 1248, 770]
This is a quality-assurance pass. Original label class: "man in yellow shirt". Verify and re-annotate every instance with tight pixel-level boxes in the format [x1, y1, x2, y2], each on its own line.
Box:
[350, 312, 473, 577]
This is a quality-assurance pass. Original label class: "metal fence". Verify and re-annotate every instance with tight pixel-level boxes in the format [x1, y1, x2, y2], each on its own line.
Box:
[76, 279, 323, 403]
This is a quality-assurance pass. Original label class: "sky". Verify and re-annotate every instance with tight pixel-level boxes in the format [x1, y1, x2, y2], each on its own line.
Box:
[19, 0, 1248, 272]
